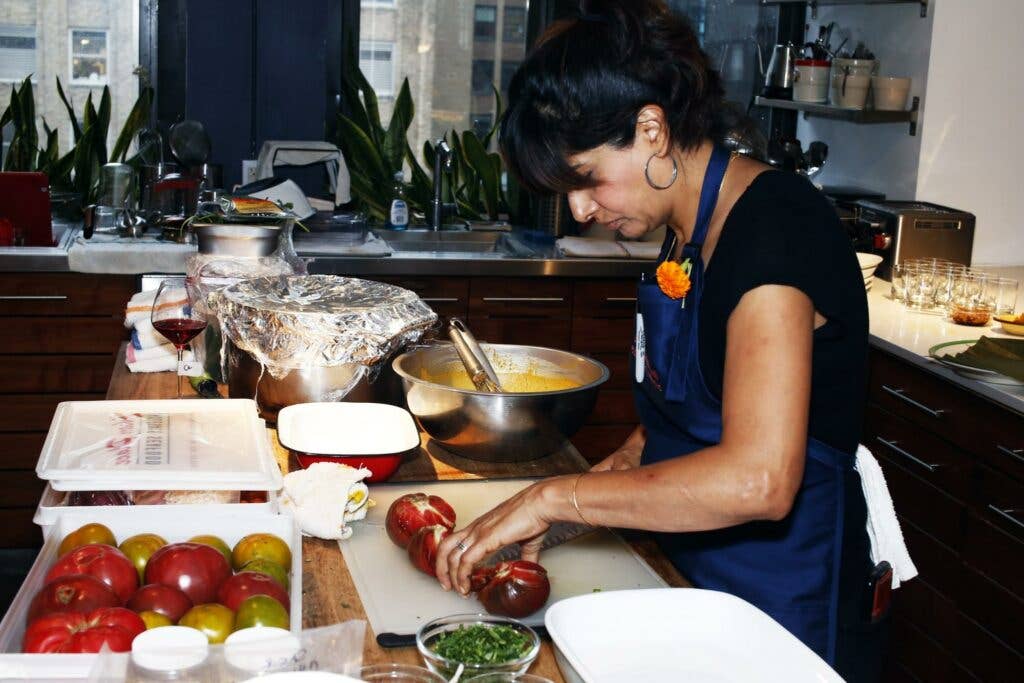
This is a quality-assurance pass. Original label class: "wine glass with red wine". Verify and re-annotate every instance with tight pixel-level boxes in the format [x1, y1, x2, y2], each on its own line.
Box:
[151, 276, 207, 398]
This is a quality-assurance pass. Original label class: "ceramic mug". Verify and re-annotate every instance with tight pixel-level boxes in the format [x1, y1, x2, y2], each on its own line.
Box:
[793, 59, 831, 103]
[831, 73, 871, 109]
[872, 76, 912, 111]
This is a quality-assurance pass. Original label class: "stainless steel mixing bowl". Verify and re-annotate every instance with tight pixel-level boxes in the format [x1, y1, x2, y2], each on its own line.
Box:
[392, 343, 609, 461]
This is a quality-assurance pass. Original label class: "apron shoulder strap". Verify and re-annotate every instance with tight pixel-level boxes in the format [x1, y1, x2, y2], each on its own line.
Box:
[681, 145, 732, 259]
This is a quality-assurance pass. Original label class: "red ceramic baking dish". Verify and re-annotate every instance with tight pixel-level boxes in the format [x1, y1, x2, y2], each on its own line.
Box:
[276, 402, 420, 482]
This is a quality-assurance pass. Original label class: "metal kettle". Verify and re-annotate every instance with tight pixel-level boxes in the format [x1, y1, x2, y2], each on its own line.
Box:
[762, 42, 801, 98]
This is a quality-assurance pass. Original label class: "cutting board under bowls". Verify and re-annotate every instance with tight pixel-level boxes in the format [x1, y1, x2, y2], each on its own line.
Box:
[341, 479, 668, 639]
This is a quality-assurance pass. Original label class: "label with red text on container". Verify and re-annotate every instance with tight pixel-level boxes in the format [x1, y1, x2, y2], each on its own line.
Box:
[35, 399, 282, 491]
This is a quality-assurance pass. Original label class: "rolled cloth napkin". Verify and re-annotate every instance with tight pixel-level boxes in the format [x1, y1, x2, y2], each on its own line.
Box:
[131, 318, 171, 350]
[125, 343, 192, 373]
[949, 336, 1024, 382]
[125, 290, 188, 329]
[279, 462, 372, 540]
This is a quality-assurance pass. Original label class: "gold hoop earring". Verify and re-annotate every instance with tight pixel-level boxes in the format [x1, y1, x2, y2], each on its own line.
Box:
[644, 153, 678, 190]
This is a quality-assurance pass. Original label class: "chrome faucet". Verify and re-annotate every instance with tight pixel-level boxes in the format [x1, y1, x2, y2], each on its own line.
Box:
[430, 139, 455, 230]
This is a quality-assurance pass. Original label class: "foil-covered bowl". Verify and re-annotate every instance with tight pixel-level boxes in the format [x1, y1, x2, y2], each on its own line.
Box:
[393, 343, 608, 461]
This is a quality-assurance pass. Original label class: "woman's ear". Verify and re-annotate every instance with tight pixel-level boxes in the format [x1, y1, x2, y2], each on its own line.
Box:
[635, 105, 670, 156]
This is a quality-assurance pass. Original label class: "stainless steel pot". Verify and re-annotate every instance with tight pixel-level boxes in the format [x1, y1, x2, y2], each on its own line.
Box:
[227, 343, 403, 422]
[193, 223, 281, 257]
[393, 343, 609, 462]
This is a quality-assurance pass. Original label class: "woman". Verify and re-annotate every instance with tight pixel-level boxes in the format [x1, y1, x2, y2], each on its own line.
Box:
[435, 1, 882, 678]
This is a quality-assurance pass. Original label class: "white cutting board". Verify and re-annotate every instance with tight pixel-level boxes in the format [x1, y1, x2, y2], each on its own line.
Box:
[341, 479, 667, 637]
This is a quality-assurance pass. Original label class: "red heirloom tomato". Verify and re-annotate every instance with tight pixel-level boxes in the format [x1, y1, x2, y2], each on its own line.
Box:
[385, 493, 456, 548]
[144, 542, 231, 605]
[28, 574, 120, 622]
[216, 571, 290, 612]
[46, 543, 139, 603]
[126, 583, 193, 622]
[407, 525, 450, 577]
[23, 607, 145, 653]
[471, 560, 551, 619]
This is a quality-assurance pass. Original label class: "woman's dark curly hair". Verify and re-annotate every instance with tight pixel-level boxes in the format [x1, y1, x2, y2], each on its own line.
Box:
[500, 0, 724, 195]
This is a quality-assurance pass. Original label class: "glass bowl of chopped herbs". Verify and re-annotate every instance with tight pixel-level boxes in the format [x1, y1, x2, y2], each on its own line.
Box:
[416, 613, 541, 678]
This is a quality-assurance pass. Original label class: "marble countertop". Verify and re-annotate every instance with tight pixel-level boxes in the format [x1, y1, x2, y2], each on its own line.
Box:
[867, 265, 1024, 415]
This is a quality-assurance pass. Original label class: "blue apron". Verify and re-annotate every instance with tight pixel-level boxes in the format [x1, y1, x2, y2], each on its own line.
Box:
[634, 145, 852, 664]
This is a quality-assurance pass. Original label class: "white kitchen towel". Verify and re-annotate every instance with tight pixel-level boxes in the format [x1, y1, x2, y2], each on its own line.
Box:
[279, 462, 372, 540]
[68, 233, 196, 274]
[855, 444, 918, 588]
[124, 290, 188, 328]
[125, 343, 192, 373]
[620, 241, 661, 260]
[127, 342, 180, 363]
[132, 317, 170, 350]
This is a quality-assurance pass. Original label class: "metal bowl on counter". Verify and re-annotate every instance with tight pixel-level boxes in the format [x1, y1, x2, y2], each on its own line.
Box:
[192, 222, 282, 257]
[392, 343, 608, 462]
[227, 342, 403, 422]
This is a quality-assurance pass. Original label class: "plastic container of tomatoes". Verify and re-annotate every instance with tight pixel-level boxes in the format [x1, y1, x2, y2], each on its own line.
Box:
[30, 399, 284, 537]
[0, 506, 301, 679]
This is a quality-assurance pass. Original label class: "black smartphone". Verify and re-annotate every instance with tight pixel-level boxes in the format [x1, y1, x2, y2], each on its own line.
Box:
[865, 560, 893, 623]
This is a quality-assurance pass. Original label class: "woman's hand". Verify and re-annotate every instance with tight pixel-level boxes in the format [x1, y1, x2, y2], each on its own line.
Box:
[434, 477, 569, 596]
[590, 425, 646, 472]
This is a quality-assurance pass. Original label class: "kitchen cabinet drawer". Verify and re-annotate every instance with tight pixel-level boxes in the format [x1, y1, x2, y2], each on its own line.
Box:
[959, 564, 1024, 655]
[877, 451, 965, 550]
[0, 393, 104, 432]
[587, 389, 638, 425]
[962, 508, 1024, 602]
[571, 279, 636, 318]
[378, 276, 468, 323]
[954, 611, 1024, 683]
[470, 278, 571, 318]
[888, 617, 955, 683]
[467, 318, 571, 349]
[0, 354, 114, 394]
[571, 317, 634, 354]
[0, 317, 127, 354]
[868, 350, 1000, 459]
[974, 408, 1024, 485]
[0, 508, 41, 547]
[1, 470, 46, 507]
[0, 433, 47, 469]
[864, 404, 969, 504]
[570, 424, 635, 465]
[0, 274, 134, 317]
[590, 352, 633, 390]
[895, 577, 958, 649]
[900, 518, 961, 599]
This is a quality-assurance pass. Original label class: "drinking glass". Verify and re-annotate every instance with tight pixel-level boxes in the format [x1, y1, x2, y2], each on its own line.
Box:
[904, 262, 936, 310]
[151, 277, 207, 398]
[931, 263, 965, 310]
[890, 262, 907, 303]
[992, 277, 1020, 316]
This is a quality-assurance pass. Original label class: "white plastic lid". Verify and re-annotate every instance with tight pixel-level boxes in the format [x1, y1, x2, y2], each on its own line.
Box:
[36, 399, 283, 492]
[132, 626, 209, 672]
[277, 402, 419, 456]
[224, 626, 302, 673]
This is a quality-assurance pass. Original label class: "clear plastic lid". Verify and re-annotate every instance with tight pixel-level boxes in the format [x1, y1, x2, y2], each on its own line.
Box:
[35, 399, 283, 492]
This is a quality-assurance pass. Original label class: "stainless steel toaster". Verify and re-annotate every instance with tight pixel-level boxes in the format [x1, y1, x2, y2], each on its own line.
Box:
[852, 200, 975, 279]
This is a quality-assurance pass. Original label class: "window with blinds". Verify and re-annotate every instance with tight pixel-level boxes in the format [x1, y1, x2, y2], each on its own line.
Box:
[0, 24, 36, 82]
[359, 40, 395, 96]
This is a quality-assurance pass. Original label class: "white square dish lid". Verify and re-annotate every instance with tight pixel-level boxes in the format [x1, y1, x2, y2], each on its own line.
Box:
[545, 587, 842, 683]
[36, 399, 282, 492]
[277, 402, 419, 455]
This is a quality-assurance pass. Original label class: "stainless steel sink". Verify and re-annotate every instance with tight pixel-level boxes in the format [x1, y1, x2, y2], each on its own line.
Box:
[376, 229, 533, 258]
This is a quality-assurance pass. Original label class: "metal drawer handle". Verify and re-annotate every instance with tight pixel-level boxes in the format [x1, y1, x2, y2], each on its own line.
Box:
[987, 505, 1024, 533]
[605, 297, 637, 303]
[421, 297, 459, 303]
[997, 445, 1024, 465]
[0, 295, 68, 301]
[481, 297, 565, 303]
[880, 385, 946, 419]
[875, 437, 940, 473]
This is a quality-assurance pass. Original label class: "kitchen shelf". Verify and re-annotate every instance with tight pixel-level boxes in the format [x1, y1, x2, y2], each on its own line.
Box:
[754, 96, 920, 135]
[759, 0, 928, 19]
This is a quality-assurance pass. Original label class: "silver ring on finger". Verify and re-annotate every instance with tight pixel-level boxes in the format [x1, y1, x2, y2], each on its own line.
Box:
[455, 540, 469, 552]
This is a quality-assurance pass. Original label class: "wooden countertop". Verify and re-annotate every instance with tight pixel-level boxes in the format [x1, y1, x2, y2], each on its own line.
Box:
[106, 347, 686, 680]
